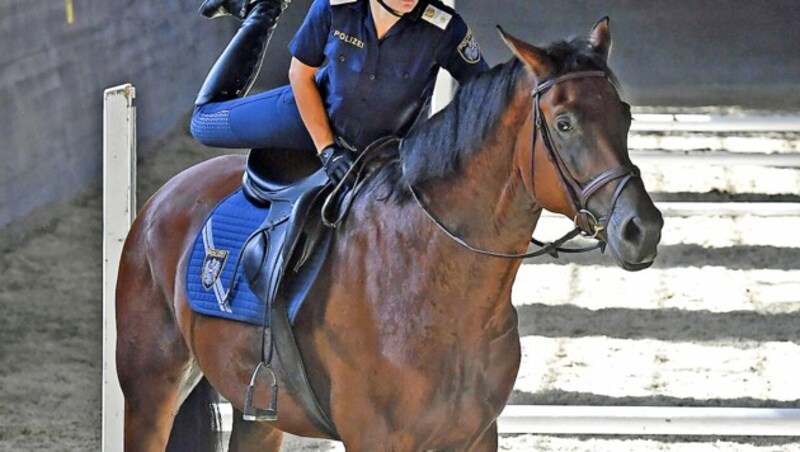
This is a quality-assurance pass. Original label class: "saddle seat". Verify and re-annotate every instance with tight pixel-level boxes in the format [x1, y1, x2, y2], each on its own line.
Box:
[243, 146, 324, 204]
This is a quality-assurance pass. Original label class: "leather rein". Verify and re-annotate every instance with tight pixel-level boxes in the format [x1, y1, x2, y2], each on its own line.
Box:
[409, 70, 641, 259]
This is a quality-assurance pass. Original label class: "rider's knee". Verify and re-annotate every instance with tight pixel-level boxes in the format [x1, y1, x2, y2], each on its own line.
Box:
[190, 105, 233, 147]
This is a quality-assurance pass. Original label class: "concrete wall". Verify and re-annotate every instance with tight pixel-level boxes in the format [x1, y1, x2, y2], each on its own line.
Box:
[0, 0, 237, 227]
[1, 0, 798, 227]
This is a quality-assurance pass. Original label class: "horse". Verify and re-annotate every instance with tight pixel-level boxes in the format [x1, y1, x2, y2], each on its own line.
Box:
[116, 18, 663, 451]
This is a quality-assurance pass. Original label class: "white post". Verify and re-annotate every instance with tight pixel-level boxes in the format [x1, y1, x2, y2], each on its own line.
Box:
[103, 84, 136, 452]
[431, 0, 456, 115]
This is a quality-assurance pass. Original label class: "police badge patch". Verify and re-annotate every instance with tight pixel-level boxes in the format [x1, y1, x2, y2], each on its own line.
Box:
[458, 29, 481, 64]
[201, 248, 229, 290]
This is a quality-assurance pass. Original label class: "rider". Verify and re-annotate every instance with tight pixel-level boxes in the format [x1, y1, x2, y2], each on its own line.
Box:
[191, 0, 489, 184]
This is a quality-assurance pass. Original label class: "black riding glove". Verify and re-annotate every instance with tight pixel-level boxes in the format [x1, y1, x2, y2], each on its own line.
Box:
[319, 144, 355, 186]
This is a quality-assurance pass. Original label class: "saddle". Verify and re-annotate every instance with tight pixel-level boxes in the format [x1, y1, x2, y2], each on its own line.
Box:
[238, 147, 339, 438]
[236, 138, 399, 437]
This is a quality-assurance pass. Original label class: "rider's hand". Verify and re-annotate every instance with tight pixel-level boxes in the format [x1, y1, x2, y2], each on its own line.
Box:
[318, 144, 355, 186]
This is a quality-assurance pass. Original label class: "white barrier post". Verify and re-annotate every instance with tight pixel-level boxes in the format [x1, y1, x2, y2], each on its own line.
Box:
[103, 84, 136, 452]
[431, 0, 456, 115]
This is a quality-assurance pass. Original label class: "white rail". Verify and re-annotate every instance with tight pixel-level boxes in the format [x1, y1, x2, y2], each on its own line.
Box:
[659, 202, 800, 217]
[102, 84, 136, 452]
[540, 202, 800, 218]
[631, 114, 800, 132]
[216, 404, 800, 437]
[632, 150, 800, 167]
[499, 405, 800, 436]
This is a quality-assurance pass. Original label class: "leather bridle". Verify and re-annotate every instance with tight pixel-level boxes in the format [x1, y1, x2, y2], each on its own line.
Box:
[530, 70, 640, 240]
[409, 70, 641, 259]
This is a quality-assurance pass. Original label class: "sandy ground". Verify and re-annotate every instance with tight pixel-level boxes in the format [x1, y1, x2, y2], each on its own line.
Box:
[0, 114, 798, 451]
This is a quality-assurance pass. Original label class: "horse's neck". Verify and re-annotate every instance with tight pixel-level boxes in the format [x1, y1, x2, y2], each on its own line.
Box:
[402, 81, 539, 327]
[421, 82, 538, 259]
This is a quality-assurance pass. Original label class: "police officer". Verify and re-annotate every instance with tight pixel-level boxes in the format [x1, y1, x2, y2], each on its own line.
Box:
[191, 0, 489, 184]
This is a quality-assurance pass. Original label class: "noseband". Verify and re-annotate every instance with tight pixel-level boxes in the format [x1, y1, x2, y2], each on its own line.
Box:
[409, 70, 640, 259]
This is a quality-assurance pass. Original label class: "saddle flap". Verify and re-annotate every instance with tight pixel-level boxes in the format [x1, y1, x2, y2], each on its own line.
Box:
[241, 169, 331, 321]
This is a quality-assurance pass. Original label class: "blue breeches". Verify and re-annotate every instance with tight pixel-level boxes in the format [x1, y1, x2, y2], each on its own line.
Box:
[190, 84, 315, 151]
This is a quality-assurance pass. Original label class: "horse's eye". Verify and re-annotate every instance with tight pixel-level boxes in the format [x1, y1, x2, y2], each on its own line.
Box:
[556, 119, 573, 132]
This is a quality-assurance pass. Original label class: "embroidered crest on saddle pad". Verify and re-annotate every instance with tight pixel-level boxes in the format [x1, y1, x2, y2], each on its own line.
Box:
[185, 188, 334, 326]
[186, 190, 271, 322]
[201, 249, 229, 290]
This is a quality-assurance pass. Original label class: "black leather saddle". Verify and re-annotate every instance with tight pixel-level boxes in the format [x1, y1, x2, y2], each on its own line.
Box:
[238, 147, 339, 438]
[241, 147, 331, 305]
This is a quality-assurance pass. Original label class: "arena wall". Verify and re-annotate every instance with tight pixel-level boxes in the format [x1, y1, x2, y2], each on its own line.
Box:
[0, 1, 240, 227]
[1, 0, 798, 228]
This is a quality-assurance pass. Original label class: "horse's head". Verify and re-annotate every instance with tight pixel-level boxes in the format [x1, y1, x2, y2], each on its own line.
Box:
[501, 18, 663, 271]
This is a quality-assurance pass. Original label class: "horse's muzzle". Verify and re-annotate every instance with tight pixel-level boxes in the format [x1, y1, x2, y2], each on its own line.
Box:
[605, 180, 664, 271]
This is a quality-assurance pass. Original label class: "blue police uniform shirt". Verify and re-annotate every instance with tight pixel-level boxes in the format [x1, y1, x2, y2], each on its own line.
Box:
[289, 0, 489, 149]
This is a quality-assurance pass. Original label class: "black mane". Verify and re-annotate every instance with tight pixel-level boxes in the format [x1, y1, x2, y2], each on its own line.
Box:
[376, 36, 616, 200]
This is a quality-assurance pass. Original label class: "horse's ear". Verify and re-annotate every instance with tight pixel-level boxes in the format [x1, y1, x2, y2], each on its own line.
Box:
[497, 26, 553, 78]
[589, 16, 612, 62]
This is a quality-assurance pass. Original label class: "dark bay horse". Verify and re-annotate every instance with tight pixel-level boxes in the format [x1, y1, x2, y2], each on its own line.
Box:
[117, 19, 663, 451]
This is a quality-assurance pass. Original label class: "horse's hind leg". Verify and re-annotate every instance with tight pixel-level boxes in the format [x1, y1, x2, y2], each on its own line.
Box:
[116, 249, 195, 451]
[228, 407, 284, 451]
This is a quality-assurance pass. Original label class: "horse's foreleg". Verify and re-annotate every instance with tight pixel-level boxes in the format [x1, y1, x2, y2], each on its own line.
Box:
[228, 407, 284, 451]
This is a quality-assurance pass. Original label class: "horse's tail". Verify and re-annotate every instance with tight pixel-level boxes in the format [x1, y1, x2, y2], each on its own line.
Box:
[166, 377, 222, 452]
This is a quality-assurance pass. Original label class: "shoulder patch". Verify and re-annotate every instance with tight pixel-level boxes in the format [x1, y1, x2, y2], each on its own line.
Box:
[457, 28, 482, 64]
[330, 0, 357, 5]
[421, 4, 452, 30]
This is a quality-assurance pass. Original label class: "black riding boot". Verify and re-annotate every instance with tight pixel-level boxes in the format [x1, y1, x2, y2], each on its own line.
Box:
[195, 0, 291, 106]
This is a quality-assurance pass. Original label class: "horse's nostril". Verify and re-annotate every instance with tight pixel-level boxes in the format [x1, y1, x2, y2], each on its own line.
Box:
[622, 216, 643, 245]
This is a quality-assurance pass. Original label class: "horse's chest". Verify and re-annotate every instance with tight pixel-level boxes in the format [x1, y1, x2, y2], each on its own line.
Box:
[376, 331, 521, 441]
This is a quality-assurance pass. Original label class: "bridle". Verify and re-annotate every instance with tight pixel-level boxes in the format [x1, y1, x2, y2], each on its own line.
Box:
[531, 71, 640, 238]
[409, 70, 641, 259]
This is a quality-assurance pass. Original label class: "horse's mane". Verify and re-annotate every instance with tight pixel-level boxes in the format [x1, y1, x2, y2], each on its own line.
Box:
[371, 36, 617, 202]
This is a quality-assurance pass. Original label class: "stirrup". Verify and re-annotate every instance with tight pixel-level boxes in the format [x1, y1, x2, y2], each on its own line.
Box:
[243, 362, 279, 421]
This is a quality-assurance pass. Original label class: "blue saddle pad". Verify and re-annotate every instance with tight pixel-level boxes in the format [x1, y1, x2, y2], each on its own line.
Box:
[185, 189, 272, 326]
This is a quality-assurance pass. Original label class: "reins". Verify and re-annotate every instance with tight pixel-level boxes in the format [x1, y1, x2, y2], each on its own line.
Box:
[407, 70, 641, 260]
